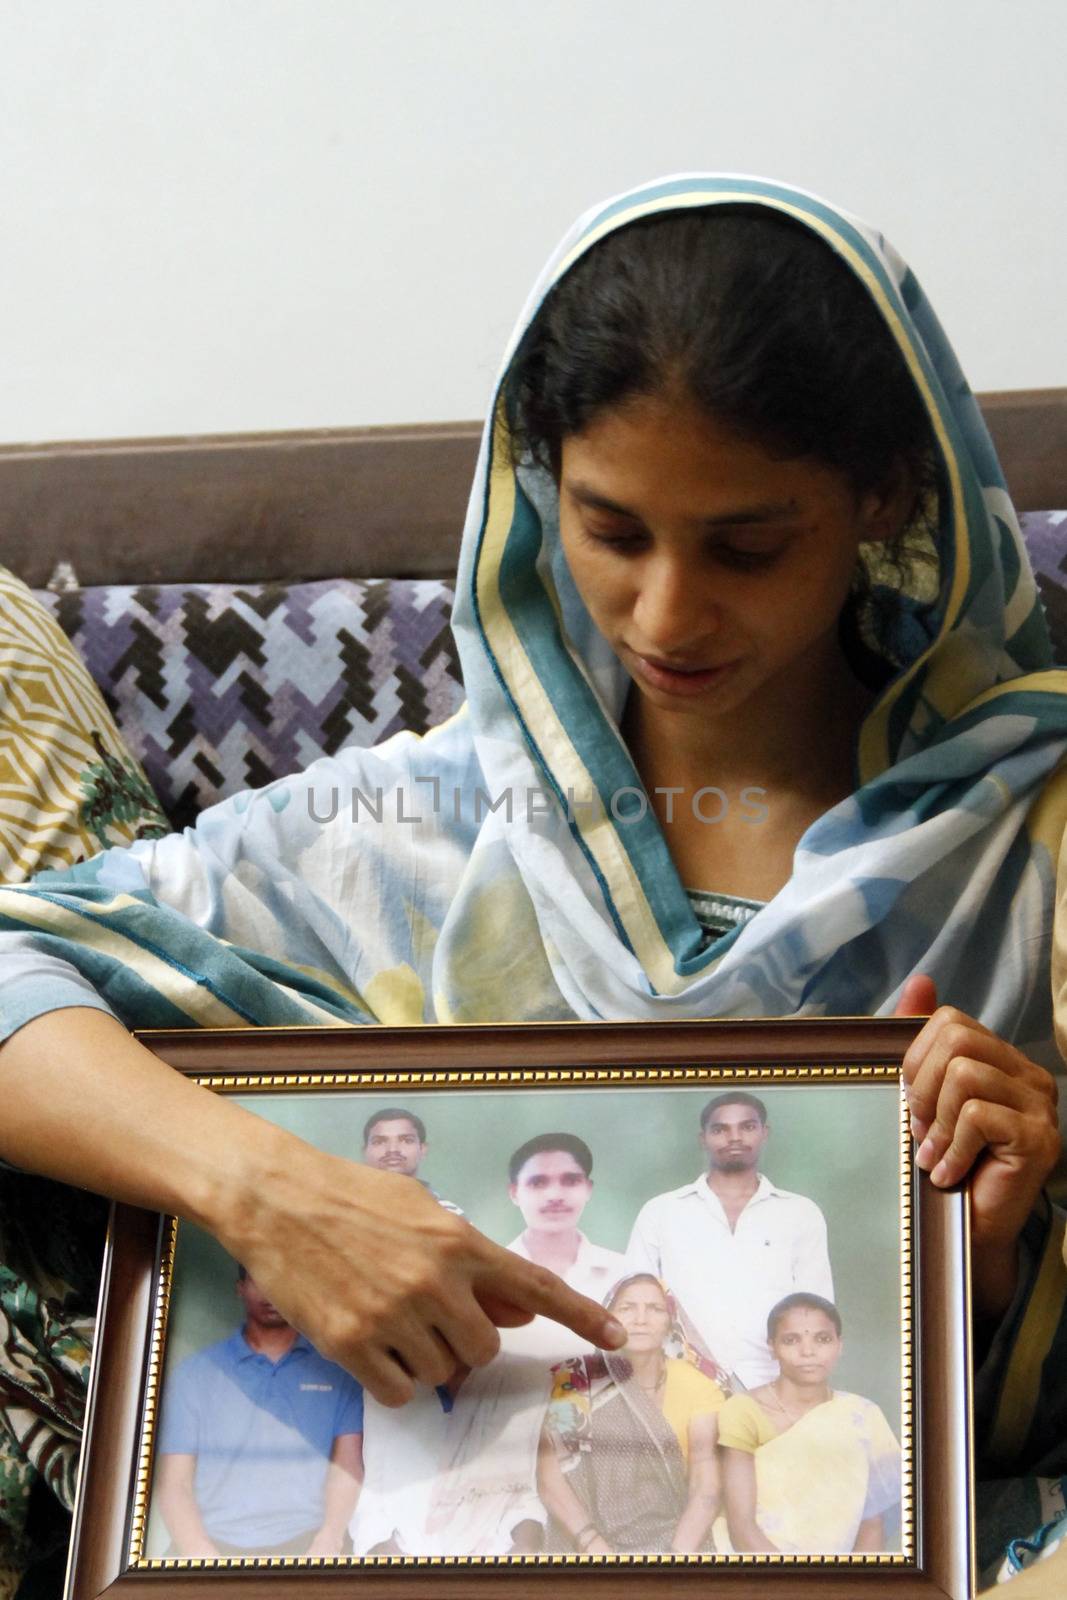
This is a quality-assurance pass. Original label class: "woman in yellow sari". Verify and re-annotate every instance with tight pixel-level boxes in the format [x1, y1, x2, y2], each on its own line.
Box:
[719, 1293, 901, 1555]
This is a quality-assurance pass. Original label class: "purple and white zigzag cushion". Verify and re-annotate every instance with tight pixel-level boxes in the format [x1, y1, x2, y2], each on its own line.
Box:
[35, 578, 463, 832]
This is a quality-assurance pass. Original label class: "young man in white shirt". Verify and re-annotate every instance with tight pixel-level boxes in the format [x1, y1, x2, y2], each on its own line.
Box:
[351, 1132, 623, 1557]
[421, 1133, 626, 1553]
[503, 1132, 624, 1306]
[626, 1093, 833, 1388]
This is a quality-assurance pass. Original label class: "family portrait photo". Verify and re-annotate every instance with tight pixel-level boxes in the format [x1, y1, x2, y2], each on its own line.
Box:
[140, 1073, 907, 1565]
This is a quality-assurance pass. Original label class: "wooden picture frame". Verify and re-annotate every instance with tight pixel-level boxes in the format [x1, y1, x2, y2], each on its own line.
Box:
[66, 1017, 973, 1599]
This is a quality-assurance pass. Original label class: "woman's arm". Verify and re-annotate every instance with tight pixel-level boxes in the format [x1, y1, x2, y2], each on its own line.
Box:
[721, 1445, 779, 1554]
[536, 1426, 611, 1554]
[670, 1409, 721, 1552]
[897, 977, 1061, 1321]
[0, 1009, 625, 1404]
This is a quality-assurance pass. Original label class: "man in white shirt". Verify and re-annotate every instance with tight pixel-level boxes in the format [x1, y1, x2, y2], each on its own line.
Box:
[351, 1132, 623, 1557]
[626, 1092, 832, 1388]
[502, 1131, 624, 1305]
[422, 1133, 625, 1553]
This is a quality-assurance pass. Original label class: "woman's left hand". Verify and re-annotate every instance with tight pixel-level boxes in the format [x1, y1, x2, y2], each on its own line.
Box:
[896, 975, 1061, 1319]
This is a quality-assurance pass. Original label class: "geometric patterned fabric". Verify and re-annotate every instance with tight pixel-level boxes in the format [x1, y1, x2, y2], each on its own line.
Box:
[34, 576, 464, 832]
[1026, 510, 1067, 670]
[31, 514, 1065, 834]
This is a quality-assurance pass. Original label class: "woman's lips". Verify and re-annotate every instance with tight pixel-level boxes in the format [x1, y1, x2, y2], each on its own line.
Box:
[630, 652, 738, 697]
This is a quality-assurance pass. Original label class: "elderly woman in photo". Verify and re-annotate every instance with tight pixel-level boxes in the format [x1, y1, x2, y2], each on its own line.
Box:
[718, 1292, 901, 1554]
[537, 1273, 727, 1554]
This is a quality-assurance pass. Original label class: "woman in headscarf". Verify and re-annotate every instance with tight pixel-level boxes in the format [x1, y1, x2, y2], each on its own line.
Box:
[0, 176, 1063, 1575]
[537, 1273, 727, 1553]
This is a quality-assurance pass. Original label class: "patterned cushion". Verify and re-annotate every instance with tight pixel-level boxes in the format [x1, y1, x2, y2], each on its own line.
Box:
[1023, 509, 1067, 664]
[34, 578, 464, 832]
[0, 567, 168, 879]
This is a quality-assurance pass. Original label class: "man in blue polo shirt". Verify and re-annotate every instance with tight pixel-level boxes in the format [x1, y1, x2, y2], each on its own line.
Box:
[155, 1265, 364, 1557]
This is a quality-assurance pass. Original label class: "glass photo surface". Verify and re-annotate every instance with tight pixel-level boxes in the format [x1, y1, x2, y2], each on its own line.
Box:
[138, 1073, 909, 1567]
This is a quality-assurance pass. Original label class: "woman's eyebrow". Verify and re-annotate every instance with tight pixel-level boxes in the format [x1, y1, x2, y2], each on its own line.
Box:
[565, 484, 642, 516]
[701, 504, 801, 528]
[564, 481, 801, 526]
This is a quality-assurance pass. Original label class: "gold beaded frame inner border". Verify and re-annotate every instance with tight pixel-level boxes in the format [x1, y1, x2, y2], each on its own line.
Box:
[128, 1060, 915, 1571]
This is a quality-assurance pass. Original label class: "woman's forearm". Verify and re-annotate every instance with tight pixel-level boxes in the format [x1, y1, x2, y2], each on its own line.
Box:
[536, 1431, 602, 1547]
[671, 1493, 717, 1552]
[0, 1008, 626, 1405]
[729, 1515, 778, 1554]
[0, 1009, 276, 1228]
[721, 1446, 778, 1554]
[671, 1411, 720, 1551]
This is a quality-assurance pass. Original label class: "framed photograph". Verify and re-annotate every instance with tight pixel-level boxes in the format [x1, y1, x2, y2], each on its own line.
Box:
[67, 1018, 973, 1599]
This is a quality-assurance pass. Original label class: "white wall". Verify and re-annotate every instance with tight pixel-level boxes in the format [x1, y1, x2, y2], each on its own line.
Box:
[1, 0, 1064, 443]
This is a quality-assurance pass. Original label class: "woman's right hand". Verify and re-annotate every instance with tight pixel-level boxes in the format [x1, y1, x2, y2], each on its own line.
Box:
[215, 1119, 626, 1405]
[0, 1009, 626, 1405]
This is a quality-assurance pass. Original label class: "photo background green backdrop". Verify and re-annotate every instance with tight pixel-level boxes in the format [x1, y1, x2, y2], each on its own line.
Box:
[157, 1078, 903, 1405]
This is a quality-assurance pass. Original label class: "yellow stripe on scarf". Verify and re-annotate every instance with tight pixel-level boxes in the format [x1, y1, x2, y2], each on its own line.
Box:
[0, 887, 331, 1028]
[476, 409, 684, 996]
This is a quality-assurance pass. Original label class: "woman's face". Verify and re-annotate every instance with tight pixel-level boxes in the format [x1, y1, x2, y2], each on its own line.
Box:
[769, 1306, 842, 1386]
[610, 1278, 673, 1352]
[557, 389, 903, 732]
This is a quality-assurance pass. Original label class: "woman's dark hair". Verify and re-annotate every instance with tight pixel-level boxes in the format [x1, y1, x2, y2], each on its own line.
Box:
[505, 207, 940, 670]
[767, 1292, 843, 1342]
[505, 208, 935, 499]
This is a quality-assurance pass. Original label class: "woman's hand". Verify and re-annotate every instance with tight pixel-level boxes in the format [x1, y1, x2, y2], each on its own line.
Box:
[582, 1535, 613, 1555]
[896, 975, 1061, 1319]
[217, 1123, 627, 1406]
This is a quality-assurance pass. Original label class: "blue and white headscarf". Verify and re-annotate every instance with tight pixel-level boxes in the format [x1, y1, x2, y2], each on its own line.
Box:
[450, 173, 1067, 1055]
[1, 175, 1065, 1065]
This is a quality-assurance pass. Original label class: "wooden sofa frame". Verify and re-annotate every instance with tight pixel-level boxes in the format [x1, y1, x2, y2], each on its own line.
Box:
[0, 391, 1065, 589]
